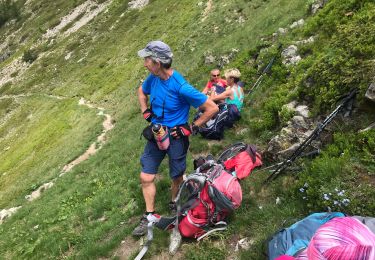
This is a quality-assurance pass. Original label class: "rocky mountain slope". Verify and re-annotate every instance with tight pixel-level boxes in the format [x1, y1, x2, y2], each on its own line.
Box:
[0, 0, 374, 259]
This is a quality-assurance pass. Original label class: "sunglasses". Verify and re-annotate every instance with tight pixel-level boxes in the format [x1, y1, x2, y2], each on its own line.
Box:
[211, 74, 220, 77]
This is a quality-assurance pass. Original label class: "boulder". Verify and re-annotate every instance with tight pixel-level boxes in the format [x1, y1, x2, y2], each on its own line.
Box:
[128, 0, 149, 10]
[295, 105, 310, 118]
[281, 45, 301, 66]
[311, 0, 328, 14]
[0, 206, 22, 224]
[281, 102, 310, 118]
[266, 111, 319, 160]
[295, 36, 315, 45]
[365, 81, 375, 102]
[204, 54, 215, 64]
[290, 19, 305, 29]
[278, 28, 288, 34]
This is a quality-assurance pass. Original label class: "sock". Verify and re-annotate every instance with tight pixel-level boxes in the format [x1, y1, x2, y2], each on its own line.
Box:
[145, 211, 155, 215]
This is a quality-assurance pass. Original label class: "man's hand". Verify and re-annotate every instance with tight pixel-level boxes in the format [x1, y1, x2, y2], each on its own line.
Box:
[170, 123, 199, 138]
[142, 108, 153, 122]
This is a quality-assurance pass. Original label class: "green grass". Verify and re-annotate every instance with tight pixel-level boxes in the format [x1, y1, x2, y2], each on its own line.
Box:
[0, 95, 102, 209]
[0, 0, 374, 259]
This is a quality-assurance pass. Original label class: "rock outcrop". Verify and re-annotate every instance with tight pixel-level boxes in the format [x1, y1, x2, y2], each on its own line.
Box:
[365, 78, 375, 102]
[266, 102, 320, 160]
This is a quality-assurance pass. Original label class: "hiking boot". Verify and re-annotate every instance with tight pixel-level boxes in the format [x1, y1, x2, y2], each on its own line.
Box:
[132, 213, 160, 236]
[168, 201, 177, 215]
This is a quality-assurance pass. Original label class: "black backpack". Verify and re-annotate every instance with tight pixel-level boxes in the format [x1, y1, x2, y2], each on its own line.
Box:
[194, 103, 228, 140]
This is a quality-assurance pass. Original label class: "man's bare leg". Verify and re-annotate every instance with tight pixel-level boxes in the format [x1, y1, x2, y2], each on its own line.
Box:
[140, 172, 156, 212]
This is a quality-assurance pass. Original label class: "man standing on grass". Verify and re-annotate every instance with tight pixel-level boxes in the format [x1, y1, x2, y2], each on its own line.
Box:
[133, 40, 218, 236]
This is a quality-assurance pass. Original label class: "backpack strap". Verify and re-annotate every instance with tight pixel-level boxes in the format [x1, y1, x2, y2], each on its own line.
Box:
[197, 221, 227, 241]
[245, 144, 258, 164]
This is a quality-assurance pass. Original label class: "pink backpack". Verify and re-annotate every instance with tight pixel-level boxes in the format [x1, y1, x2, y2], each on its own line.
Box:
[178, 164, 242, 239]
[156, 143, 262, 240]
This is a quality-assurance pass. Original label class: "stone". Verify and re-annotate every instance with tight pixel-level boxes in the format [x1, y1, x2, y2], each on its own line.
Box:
[288, 55, 302, 65]
[0, 206, 22, 224]
[219, 55, 230, 67]
[278, 28, 287, 34]
[204, 54, 215, 64]
[365, 82, 375, 102]
[283, 101, 297, 111]
[128, 0, 149, 9]
[290, 116, 309, 130]
[295, 105, 310, 118]
[235, 237, 254, 251]
[25, 182, 54, 201]
[311, 0, 328, 14]
[295, 36, 315, 45]
[282, 45, 298, 58]
[281, 45, 301, 65]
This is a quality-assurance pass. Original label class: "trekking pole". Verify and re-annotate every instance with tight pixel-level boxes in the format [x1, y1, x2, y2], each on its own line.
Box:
[253, 149, 320, 174]
[263, 88, 358, 184]
[134, 218, 158, 260]
[248, 44, 282, 95]
[248, 56, 276, 95]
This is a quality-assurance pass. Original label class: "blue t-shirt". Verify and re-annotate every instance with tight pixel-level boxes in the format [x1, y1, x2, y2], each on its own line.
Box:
[142, 70, 207, 127]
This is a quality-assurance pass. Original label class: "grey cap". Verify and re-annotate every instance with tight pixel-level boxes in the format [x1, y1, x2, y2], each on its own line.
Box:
[137, 40, 173, 62]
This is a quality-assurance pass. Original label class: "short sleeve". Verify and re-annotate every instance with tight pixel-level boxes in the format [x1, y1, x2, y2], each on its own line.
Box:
[179, 83, 208, 108]
[142, 74, 153, 95]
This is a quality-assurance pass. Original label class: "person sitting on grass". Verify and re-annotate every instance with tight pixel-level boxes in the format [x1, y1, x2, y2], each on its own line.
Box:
[209, 68, 244, 112]
[202, 69, 227, 97]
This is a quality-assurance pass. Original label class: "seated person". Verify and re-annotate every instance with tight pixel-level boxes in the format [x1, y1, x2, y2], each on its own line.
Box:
[209, 68, 244, 111]
[202, 69, 227, 97]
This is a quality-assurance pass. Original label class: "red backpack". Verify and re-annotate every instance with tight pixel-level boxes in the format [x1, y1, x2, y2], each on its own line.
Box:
[178, 164, 242, 239]
[177, 143, 262, 239]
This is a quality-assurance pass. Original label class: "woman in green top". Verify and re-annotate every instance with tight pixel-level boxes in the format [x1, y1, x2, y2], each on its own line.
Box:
[210, 68, 244, 111]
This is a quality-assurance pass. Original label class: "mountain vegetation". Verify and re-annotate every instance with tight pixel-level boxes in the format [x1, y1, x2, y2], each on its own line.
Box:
[0, 0, 374, 259]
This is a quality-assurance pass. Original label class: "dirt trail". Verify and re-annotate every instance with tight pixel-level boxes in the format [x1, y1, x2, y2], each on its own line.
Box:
[0, 95, 115, 219]
[60, 97, 114, 175]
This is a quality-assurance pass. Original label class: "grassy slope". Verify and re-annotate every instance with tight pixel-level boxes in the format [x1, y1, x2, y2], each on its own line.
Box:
[0, 0, 374, 259]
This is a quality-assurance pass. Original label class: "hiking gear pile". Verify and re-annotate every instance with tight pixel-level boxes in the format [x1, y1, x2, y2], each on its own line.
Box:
[156, 142, 262, 241]
[268, 212, 375, 260]
[194, 103, 240, 140]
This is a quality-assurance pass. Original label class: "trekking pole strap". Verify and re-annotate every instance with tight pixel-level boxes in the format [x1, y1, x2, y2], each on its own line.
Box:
[134, 221, 156, 260]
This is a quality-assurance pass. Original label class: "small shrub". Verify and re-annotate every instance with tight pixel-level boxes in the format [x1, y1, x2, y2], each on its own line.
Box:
[22, 49, 38, 63]
[10, 71, 18, 78]
[295, 131, 375, 215]
[0, 0, 21, 28]
[279, 106, 295, 126]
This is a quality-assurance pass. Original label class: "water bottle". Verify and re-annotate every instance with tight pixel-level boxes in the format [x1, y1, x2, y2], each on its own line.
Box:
[152, 124, 170, 150]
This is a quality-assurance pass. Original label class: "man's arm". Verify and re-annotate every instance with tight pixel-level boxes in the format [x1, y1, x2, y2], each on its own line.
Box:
[194, 98, 219, 127]
[202, 81, 211, 94]
[210, 88, 232, 103]
[138, 86, 148, 113]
